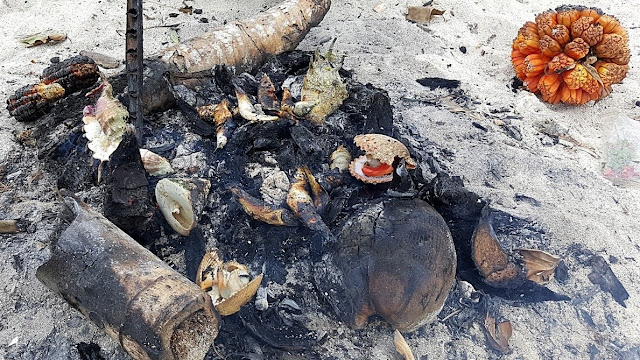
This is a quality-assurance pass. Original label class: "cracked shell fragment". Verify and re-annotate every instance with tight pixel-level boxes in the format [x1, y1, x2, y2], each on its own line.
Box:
[196, 249, 264, 316]
[82, 80, 128, 163]
[155, 178, 211, 236]
[517, 249, 561, 285]
[301, 51, 349, 123]
[139, 149, 174, 176]
[512, 6, 630, 105]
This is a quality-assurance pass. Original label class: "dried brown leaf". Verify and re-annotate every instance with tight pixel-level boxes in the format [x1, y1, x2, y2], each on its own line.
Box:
[484, 313, 513, 354]
[518, 249, 561, 285]
[178, 5, 193, 14]
[406, 6, 446, 24]
[20, 32, 67, 47]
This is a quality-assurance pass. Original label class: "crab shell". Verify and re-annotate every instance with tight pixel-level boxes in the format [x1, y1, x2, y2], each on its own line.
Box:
[196, 249, 264, 316]
[349, 134, 417, 184]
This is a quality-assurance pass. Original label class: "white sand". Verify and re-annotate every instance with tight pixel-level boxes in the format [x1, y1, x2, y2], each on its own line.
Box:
[1, 0, 639, 359]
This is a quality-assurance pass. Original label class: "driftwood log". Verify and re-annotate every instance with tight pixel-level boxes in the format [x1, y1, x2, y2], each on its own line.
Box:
[152, 0, 332, 74]
[36, 196, 220, 360]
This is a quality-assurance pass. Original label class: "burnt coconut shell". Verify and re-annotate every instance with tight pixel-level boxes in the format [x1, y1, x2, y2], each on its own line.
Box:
[316, 198, 456, 332]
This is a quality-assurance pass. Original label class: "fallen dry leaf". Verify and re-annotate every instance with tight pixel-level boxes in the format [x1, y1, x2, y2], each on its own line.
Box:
[178, 5, 193, 14]
[484, 313, 513, 354]
[19, 32, 67, 47]
[518, 249, 561, 285]
[393, 330, 415, 360]
[406, 6, 445, 24]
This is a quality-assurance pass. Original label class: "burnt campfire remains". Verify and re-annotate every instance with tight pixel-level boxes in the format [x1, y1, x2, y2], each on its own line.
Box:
[4, 48, 629, 360]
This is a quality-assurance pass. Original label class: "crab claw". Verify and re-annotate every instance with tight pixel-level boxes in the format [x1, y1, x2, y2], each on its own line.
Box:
[286, 168, 330, 233]
[234, 84, 279, 122]
[302, 166, 329, 214]
[229, 186, 297, 226]
[198, 99, 234, 150]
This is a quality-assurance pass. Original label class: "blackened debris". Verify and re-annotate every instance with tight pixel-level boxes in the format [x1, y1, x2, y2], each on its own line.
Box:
[416, 77, 461, 90]
[514, 194, 540, 206]
[511, 77, 524, 93]
[588, 255, 629, 307]
[503, 124, 522, 141]
[103, 129, 156, 241]
[76, 342, 105, 360]
[40, 55, 99, 93]
[555, 260, 570, 283]
[363, 91, 394, 135]
[472, 121, 487, 131]
[239, 305, 322, 351]
[459, 46, 467, 54]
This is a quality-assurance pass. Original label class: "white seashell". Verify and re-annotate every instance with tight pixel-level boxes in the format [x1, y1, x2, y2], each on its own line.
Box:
[330, 145, 352, 172]
[139, 149, 174, 176]
[82, 80, 128, 163]
[155, 178, 210, 236]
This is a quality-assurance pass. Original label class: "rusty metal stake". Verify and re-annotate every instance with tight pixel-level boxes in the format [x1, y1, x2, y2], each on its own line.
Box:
[126, 0, 144, 145]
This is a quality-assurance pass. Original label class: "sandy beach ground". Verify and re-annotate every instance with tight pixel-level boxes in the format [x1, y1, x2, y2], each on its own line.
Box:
[1, 0, 639, 359]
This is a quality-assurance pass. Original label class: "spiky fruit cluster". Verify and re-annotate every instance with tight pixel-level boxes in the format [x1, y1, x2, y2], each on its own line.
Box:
[512, 6, 630, 105]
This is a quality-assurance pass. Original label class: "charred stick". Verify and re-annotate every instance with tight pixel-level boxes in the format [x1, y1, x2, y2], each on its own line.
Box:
[126, 0, 144, 145]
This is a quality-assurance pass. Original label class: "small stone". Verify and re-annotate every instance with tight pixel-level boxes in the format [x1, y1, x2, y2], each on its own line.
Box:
[67, 317, 83, 328]
[194, 8, 202, 14]
[8, 337, 19, 347]
[373, 3, 387, 13]
[169, 13, 179, 17]
[199, 17, 208, 23]
[459, 46, 467, 54]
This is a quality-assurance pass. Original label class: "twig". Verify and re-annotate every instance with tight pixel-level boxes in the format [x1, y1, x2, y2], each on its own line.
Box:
[439, 308, 463, 322]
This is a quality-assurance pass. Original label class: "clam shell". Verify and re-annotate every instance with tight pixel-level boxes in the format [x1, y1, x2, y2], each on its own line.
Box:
[353, 134, 416, 169]
[349, 155, 393, 184]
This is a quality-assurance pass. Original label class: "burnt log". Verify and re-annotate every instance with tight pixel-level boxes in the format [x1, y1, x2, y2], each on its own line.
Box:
[36, 195, 220, 360]
[152, 0, 332, 75]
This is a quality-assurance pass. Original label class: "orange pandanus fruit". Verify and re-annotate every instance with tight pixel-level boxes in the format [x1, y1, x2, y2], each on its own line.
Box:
[512, 6, 630, 105]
